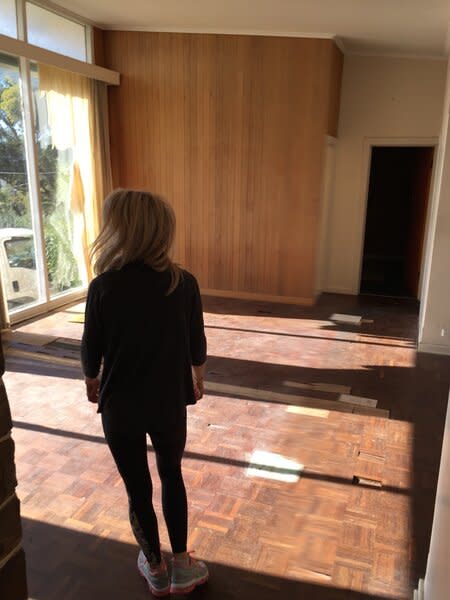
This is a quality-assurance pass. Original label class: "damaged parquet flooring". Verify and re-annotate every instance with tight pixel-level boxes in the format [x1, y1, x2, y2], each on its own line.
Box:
[4, 294, 450, 599]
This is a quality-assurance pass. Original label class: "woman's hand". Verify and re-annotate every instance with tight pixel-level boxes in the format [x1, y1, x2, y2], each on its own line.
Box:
[192, 364, 205, 401]
[194, 377, 204, 401]
[85, 377, 100, 404]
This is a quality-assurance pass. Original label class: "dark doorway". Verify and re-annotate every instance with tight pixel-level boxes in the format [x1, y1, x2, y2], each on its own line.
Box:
[360, 146, 434, 298]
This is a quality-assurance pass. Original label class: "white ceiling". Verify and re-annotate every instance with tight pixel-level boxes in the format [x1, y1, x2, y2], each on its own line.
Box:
[53, 0, 450, 57]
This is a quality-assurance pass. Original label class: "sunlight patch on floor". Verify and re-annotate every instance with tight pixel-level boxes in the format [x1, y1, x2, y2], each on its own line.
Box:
[246, 450, 303, 483]
[286, 405, 330, 418]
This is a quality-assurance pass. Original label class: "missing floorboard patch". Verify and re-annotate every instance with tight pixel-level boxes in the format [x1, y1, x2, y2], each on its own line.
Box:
[352, 475, 382, 488]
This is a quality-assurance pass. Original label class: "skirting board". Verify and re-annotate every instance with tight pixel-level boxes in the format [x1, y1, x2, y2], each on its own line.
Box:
[418, 342, 450, 356]
[201, 288, 315, 306]
[321, 286, 357, 295]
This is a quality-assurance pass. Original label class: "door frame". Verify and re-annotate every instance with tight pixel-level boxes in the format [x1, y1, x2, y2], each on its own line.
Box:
[356, 137, 439, 300]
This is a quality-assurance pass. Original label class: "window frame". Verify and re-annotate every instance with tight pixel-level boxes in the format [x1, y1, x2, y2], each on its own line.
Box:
[0, 1, 118, 324]
[0, 2, 91, 323]
[17, 0, 93, 63]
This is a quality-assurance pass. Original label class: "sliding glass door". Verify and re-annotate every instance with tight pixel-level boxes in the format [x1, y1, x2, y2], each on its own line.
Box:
[0, 2, 101, 324]
[0, 53, 43, 312]
[0, 53, 91, 320]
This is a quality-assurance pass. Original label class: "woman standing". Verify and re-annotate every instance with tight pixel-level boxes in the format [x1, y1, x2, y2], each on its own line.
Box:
[81, 189, 208, 596]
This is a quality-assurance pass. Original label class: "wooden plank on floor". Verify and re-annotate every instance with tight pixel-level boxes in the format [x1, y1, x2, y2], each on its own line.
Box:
[204, 381, 353, 411]
[54, 338, 81, 348]
[2, 331, 57, 346]
[284, 381, 352, 394]
[330, 314, 363, 325]
[5, 348, 80, 368]
[352, 407, 390, 419]
[339, 394, 378, 408]
[7, 343, 80, 361]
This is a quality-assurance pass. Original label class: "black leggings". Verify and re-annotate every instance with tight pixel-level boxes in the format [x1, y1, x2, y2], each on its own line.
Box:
[102, 415, 188, 564]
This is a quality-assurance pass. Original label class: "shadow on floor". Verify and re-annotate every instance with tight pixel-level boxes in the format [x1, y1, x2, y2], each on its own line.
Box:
[202, 293, 419, 335]
[22, 517, 392, 600]
[204, 324, 416, 349]
[3, 349, 432, 420]
[7, 294, 450, 591]
[12, 419, 408, 497]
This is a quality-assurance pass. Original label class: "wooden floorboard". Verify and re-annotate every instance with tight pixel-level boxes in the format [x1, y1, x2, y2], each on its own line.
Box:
[3, 293, 450, 599]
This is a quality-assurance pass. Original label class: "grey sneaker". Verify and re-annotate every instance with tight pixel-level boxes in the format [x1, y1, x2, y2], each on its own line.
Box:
[137, 550, 170, 597]
[170, 552, 209, 595]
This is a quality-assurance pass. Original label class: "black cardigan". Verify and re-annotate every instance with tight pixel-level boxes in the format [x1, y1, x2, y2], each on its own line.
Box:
[81, 263, 207, 429]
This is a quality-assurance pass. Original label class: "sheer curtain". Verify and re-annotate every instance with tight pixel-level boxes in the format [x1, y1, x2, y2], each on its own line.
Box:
[38, 64, 112, 283]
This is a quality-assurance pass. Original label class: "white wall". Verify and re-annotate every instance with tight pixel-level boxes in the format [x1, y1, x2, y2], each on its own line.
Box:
[419, 60, 450, 354]
[422, 389, 450, 599]
[316, 136, 337, 295]
[325, 55, 447, 294]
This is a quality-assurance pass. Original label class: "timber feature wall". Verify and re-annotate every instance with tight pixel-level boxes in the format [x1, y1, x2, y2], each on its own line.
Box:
[102, 32, 343, 304]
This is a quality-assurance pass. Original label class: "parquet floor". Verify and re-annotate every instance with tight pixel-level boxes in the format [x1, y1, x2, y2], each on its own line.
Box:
[4, 294, 450, 599]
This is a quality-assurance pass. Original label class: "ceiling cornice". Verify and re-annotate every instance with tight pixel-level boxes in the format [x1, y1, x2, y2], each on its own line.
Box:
[99, 26, 448, 59]
[99, 24, 339, 41]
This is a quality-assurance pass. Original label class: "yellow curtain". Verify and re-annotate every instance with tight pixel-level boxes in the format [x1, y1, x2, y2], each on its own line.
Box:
[93, 82, 113, 215]
[38, 64, 112, 282]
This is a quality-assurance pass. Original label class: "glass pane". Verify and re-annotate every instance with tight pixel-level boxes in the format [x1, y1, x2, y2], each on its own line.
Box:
[26, 3, 87, 62]
[32, 63, 89, 299]
[0, 53, 42, 312]
[5, 237, 36, 269]
[0, 0, 17, 38]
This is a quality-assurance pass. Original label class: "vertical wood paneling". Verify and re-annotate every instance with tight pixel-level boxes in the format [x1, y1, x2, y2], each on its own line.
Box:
[92, 27, 105, 67]
[103, 32, 343, 303]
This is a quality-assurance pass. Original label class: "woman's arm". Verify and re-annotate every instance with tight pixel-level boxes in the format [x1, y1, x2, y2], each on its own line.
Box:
[189, 276, 207, 399]
[81, 280, 103, 403]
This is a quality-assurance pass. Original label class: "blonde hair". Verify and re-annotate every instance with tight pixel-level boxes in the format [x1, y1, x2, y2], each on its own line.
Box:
[91, 189, 181, 294]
